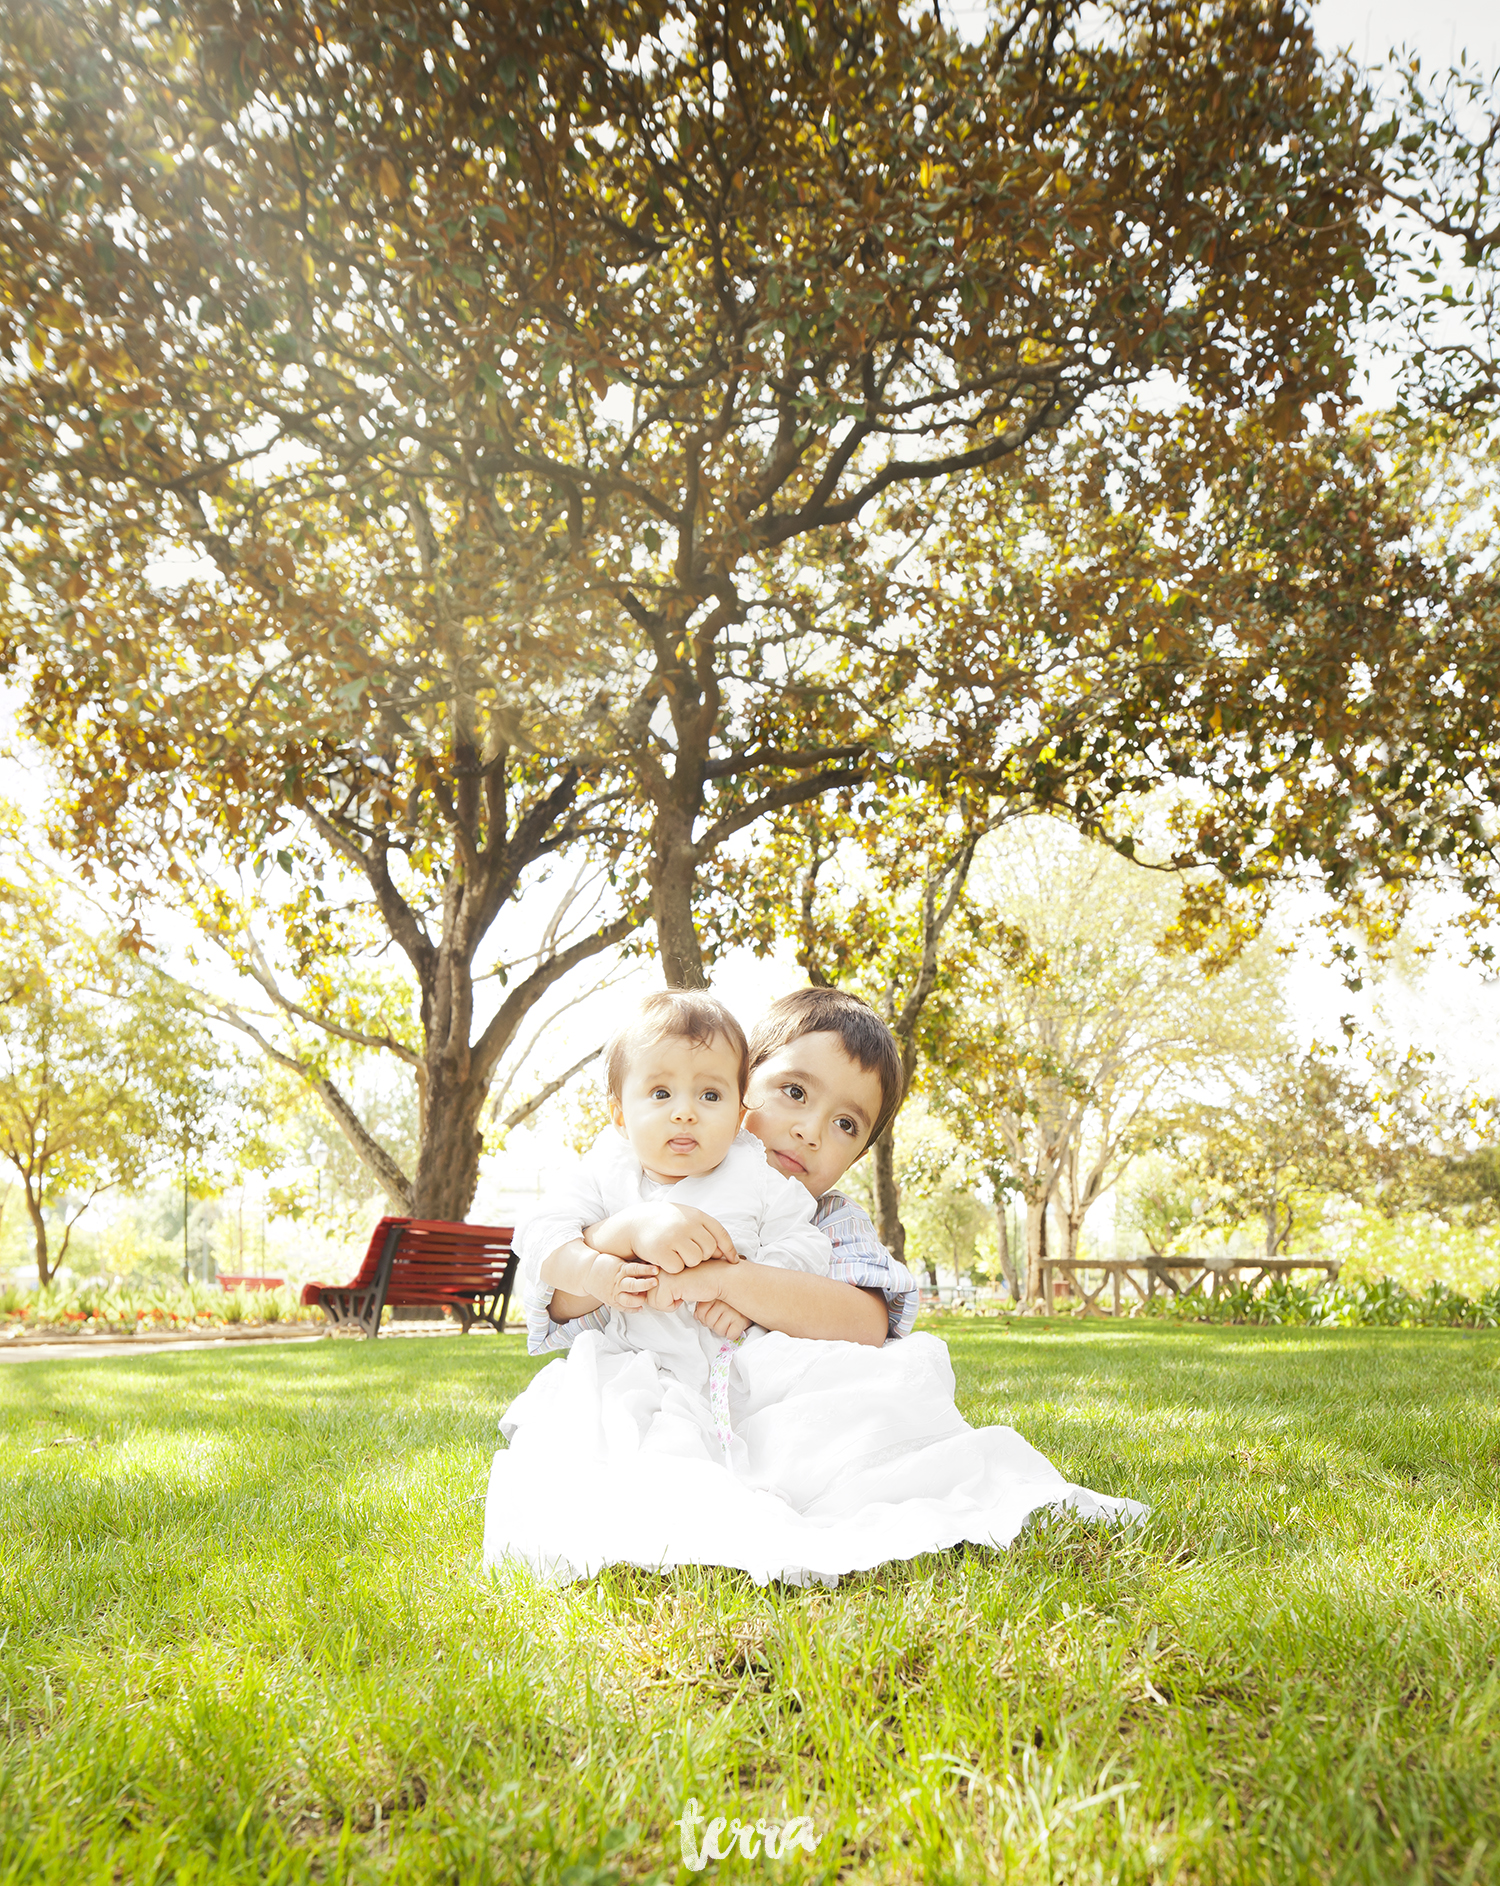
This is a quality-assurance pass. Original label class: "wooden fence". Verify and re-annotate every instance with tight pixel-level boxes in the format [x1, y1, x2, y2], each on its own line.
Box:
[1038, 1254, 1341, 1317]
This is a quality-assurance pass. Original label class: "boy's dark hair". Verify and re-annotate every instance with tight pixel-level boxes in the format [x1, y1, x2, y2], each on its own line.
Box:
[605, 990, 750, 1104]
[747, 988, 905, 1150]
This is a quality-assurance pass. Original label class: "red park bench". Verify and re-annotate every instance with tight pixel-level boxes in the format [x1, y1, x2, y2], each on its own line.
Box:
[301, 1217, 518, 1339]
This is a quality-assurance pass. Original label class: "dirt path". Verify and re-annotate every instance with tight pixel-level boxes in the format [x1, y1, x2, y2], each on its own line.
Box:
[0, 1327, 328, 1364]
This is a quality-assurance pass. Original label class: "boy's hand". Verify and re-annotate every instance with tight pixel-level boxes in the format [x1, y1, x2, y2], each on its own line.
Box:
[693, 1300, 754, 1342]
[616, 1203, 739, 1273]
[645, 1259, 732, 1314]
[586, 1251, 658, 1313]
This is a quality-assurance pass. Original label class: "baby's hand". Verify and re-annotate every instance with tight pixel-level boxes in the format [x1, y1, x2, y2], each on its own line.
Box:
[693, 1300, 753, 1342]
[587, 1252, 658, 1313]
[628, 1203, 739, 1273]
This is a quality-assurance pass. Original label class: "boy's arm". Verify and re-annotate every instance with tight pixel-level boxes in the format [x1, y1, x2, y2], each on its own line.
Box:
[657, 1259, 888, 1345]
[819, 1194, 920, 1340]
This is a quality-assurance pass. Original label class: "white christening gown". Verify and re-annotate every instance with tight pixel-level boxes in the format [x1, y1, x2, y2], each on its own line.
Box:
[483, 1160, 1147, 1585]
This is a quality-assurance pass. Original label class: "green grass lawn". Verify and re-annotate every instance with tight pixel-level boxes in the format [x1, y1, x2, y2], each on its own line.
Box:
[1, 1322, 1497, 1886]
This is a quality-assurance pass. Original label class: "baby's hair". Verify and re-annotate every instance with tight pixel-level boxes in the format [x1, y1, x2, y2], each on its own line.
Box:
[747, 987, 905, 1149]
[604, 990, 750, 1104]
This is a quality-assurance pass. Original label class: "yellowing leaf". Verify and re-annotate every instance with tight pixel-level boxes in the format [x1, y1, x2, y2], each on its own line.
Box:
[379, 159, 401, 198]
[300, 249, 315, 285]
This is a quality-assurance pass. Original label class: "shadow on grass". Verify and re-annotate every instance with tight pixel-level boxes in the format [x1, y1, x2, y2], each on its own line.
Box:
[0, 1334, 547, 1432]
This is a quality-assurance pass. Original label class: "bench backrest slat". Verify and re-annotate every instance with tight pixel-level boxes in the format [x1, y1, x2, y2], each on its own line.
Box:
[380, 1219, 514, 1304]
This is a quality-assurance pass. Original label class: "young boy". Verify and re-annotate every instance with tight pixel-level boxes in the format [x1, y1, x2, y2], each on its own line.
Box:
[530, 987, 916, 1352]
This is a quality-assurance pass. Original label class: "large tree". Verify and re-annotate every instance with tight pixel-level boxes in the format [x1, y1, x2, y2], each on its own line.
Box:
[2, 0, 1390, 1216]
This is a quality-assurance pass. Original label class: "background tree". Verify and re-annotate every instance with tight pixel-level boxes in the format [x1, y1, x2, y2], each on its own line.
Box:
[1190, 1037, 1474, 1255]
[0, 872, 222, 1284]
[1115, 1154, 1205, 1261]
[151, 1026, 264, 1283]
[1, 0, 1398, 1218]
[930, 820, 1286, 1301]
[900, 1157, 992, 1295]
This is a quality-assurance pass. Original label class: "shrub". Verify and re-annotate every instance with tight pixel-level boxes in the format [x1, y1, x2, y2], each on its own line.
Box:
[1145, 1273, 1500, 1330]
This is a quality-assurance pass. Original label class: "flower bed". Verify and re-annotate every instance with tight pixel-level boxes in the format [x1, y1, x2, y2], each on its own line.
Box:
[0, 1281, 323, 1336]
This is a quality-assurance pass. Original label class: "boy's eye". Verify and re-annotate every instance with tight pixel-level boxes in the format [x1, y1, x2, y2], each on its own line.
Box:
[835, 1116, 857, 1136]
[783, 1083, 805, 1102]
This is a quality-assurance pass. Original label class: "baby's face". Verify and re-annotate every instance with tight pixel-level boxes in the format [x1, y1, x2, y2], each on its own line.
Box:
[742, 1031, 884, 1201]
[610, 1032, 745, 1184]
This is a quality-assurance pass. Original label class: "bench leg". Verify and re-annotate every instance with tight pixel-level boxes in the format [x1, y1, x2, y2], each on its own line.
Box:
[472, 1258, 518, 1334]
[312, 1288, 379, 1334]
[361, 1223, 405, 1339]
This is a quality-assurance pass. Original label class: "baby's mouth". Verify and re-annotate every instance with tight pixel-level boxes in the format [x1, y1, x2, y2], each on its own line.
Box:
[666, 1135, 699, 1153]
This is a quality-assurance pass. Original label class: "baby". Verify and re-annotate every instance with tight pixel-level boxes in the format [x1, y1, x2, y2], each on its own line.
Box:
[514, 991, 832, 1375]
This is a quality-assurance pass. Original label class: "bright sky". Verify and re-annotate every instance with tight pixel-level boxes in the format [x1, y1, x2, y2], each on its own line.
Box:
[1313, 0, 1499, 70]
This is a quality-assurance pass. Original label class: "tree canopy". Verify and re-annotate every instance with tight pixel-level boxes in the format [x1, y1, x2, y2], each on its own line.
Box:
[0, 0, 1442, 1212]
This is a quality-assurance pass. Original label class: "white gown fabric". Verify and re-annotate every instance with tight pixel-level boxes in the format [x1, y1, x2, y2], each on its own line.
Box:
[483, 1130, 1146, 1587]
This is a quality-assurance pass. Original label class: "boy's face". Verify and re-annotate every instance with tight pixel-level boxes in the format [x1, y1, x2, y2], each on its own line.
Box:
[610, 1031, 744, 1184]
[742, 1031, 883, 1201]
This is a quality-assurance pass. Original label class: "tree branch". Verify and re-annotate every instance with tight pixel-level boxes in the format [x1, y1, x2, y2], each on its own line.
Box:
[173, 989, 414, 1212]
[495, 1043, 603, 1135]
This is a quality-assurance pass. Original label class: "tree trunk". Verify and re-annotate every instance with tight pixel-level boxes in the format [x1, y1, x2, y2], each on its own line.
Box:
[409, 1062, 489, 1221]
[24, 1184, 52, 1287]
[652, 835, 708, 990]
[872, 1131, 910, 1269]
[1024, 1190, 1053, 1309]
[996, 1201, 1019, 1300]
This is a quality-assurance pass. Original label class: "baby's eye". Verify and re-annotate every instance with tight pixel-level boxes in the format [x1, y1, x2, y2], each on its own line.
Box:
[651, 1087, 671, 1100]
[701, 1088, 721, 1103]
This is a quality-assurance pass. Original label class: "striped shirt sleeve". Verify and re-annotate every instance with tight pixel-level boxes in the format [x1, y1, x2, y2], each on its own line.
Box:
[525, 1299, 610, 1355]
[815, 1191, 920, 1341]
